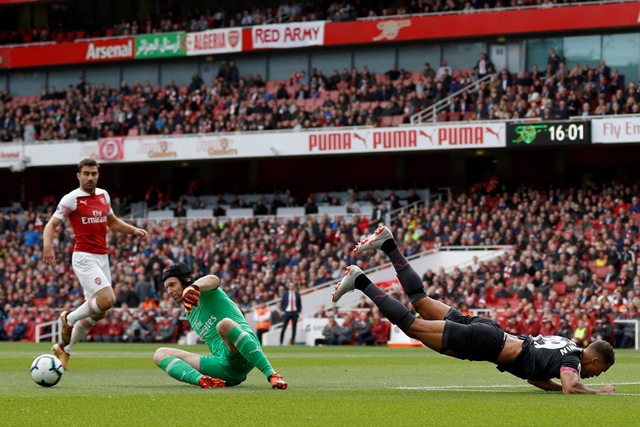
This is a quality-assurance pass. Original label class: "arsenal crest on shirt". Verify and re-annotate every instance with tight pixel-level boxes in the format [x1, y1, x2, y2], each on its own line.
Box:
[94, 277, 102, 285]
[99, 196, 106, 205]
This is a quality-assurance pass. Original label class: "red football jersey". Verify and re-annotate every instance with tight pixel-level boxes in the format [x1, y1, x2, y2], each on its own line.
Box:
[53, 188, 113, 254]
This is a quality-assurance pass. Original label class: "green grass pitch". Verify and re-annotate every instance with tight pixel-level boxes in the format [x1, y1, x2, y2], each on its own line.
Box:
[1, 343, 638, 427]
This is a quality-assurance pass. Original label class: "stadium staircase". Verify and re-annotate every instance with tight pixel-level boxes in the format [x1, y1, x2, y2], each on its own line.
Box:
[410, 73, 493, 124]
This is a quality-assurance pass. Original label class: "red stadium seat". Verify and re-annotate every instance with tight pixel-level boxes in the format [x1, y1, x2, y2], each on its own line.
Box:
[265, 80, 278, 94]
[436, 112, 447, 122]
[553, 282, 567, 296]
[449, 112, 461, 122]
[379, 116, 393, 127]
[593, 266, 608, 280]
[391, 115, 404, 126]
[303, 98, 315, 112]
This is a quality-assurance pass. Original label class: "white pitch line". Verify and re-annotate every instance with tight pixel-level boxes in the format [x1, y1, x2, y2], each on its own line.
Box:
[395, 388, 640, 396]
[396, 384, 525, 390]
[395, 381, 640, 392]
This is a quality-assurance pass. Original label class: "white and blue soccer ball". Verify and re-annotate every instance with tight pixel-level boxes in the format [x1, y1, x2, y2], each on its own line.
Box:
[30, 354, 64, 387]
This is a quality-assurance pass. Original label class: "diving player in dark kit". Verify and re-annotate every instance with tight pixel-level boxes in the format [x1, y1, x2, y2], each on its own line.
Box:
[332, 226, 615, 394]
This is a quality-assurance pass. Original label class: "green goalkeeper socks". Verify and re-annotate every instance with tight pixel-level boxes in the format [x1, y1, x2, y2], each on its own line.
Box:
[158, 356, 202, 386]
[228, 325, 276, 379]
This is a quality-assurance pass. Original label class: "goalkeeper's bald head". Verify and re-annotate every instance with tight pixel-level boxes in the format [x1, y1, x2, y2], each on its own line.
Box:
[162, 262, 194, 289]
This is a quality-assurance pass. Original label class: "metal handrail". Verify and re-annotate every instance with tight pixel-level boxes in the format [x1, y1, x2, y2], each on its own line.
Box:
[410, 73, 493, 124]
[383, 187, 450, 225]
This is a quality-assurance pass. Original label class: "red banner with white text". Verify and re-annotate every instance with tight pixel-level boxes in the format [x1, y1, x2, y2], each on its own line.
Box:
[0, 37, 134, 68]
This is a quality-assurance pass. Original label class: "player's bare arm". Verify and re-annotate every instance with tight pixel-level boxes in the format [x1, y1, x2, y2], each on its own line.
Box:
[527, 379, 563, 392]
[559, 370, 615, 394]
[42, 216, 63, 266]
[107, 214, 149, 239]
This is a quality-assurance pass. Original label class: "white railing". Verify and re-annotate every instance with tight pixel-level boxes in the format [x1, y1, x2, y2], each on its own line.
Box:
[35, 319, 61, 343]
[410, 73, 493, 124]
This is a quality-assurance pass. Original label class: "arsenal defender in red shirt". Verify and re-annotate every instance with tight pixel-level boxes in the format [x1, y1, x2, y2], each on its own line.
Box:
[43, 158, 148, 369]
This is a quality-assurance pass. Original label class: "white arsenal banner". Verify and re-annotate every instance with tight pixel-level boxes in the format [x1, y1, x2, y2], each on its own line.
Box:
[252, 22, 325, 49]
[184, 28, 242, 55]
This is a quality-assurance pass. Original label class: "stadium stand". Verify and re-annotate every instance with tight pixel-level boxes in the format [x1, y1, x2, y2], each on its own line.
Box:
[0, 56, 629, 142]
[2, 179, 640, 348]
[0, 1, 607, 46]
[1, 0, 639, 352]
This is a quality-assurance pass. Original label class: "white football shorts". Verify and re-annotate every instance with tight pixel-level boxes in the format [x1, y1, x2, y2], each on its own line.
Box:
[72, 252, 112, 299]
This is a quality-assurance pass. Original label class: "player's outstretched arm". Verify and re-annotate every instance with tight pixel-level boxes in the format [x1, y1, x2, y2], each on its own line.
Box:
[193, 275, 220, 292]
[43, 216, 63, 266]
[527, 379, 563, 392]
[107, 214, 149, 239]
[559, 370, 615, 394]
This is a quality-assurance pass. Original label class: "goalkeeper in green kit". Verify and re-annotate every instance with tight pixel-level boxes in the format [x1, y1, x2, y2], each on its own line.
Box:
[153, 262, 288, 389]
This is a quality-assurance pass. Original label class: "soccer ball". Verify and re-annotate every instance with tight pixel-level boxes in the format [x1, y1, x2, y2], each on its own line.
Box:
[30, 355, 64, 387]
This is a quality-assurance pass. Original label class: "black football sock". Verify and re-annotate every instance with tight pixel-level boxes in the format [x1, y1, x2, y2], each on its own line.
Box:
[354, 273, 372, 291]
[382, 243, 427, 303]
[356, 275, 415, 332]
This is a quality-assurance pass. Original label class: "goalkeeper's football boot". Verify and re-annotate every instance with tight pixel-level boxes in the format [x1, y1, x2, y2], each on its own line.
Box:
[268, 372, 288, 390]
[59, 311, 72, 346]
[332, 265, 364, 303]
[198, 376, 226, 389]
[353, 225, 393, 255]
[52, 343, 70, 371]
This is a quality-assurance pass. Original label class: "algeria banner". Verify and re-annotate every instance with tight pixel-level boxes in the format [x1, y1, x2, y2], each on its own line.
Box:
[134, 32, 186, 59]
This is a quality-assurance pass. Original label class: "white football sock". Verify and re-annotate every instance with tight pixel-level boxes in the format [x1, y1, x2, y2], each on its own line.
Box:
[64, 318, 96, 354]
[67, 297, 102, 325]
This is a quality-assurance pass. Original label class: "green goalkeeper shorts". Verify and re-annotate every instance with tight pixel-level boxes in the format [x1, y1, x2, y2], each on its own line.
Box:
[199, 342, 252, 386]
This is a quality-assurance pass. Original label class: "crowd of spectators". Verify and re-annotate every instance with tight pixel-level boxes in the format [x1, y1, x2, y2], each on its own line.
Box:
[0, 0, 606, 46]
[0, 47, 635, 143]
[2, 175, 640, 348]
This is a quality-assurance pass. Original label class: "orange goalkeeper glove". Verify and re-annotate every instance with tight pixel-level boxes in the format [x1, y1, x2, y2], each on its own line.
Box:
[182, 285, 201, 313]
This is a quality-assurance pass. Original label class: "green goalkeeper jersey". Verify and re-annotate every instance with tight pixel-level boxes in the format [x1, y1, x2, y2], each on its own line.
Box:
[186, 287, 252, 353]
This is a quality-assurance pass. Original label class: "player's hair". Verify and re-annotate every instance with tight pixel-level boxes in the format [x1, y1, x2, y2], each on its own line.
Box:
[78, 158, 99, 172]
[590, 340, 615, 365]
[161, 262, 194, 289]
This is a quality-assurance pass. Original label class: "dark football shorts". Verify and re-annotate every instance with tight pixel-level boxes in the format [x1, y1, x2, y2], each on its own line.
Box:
[440, 308, 507, 362]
